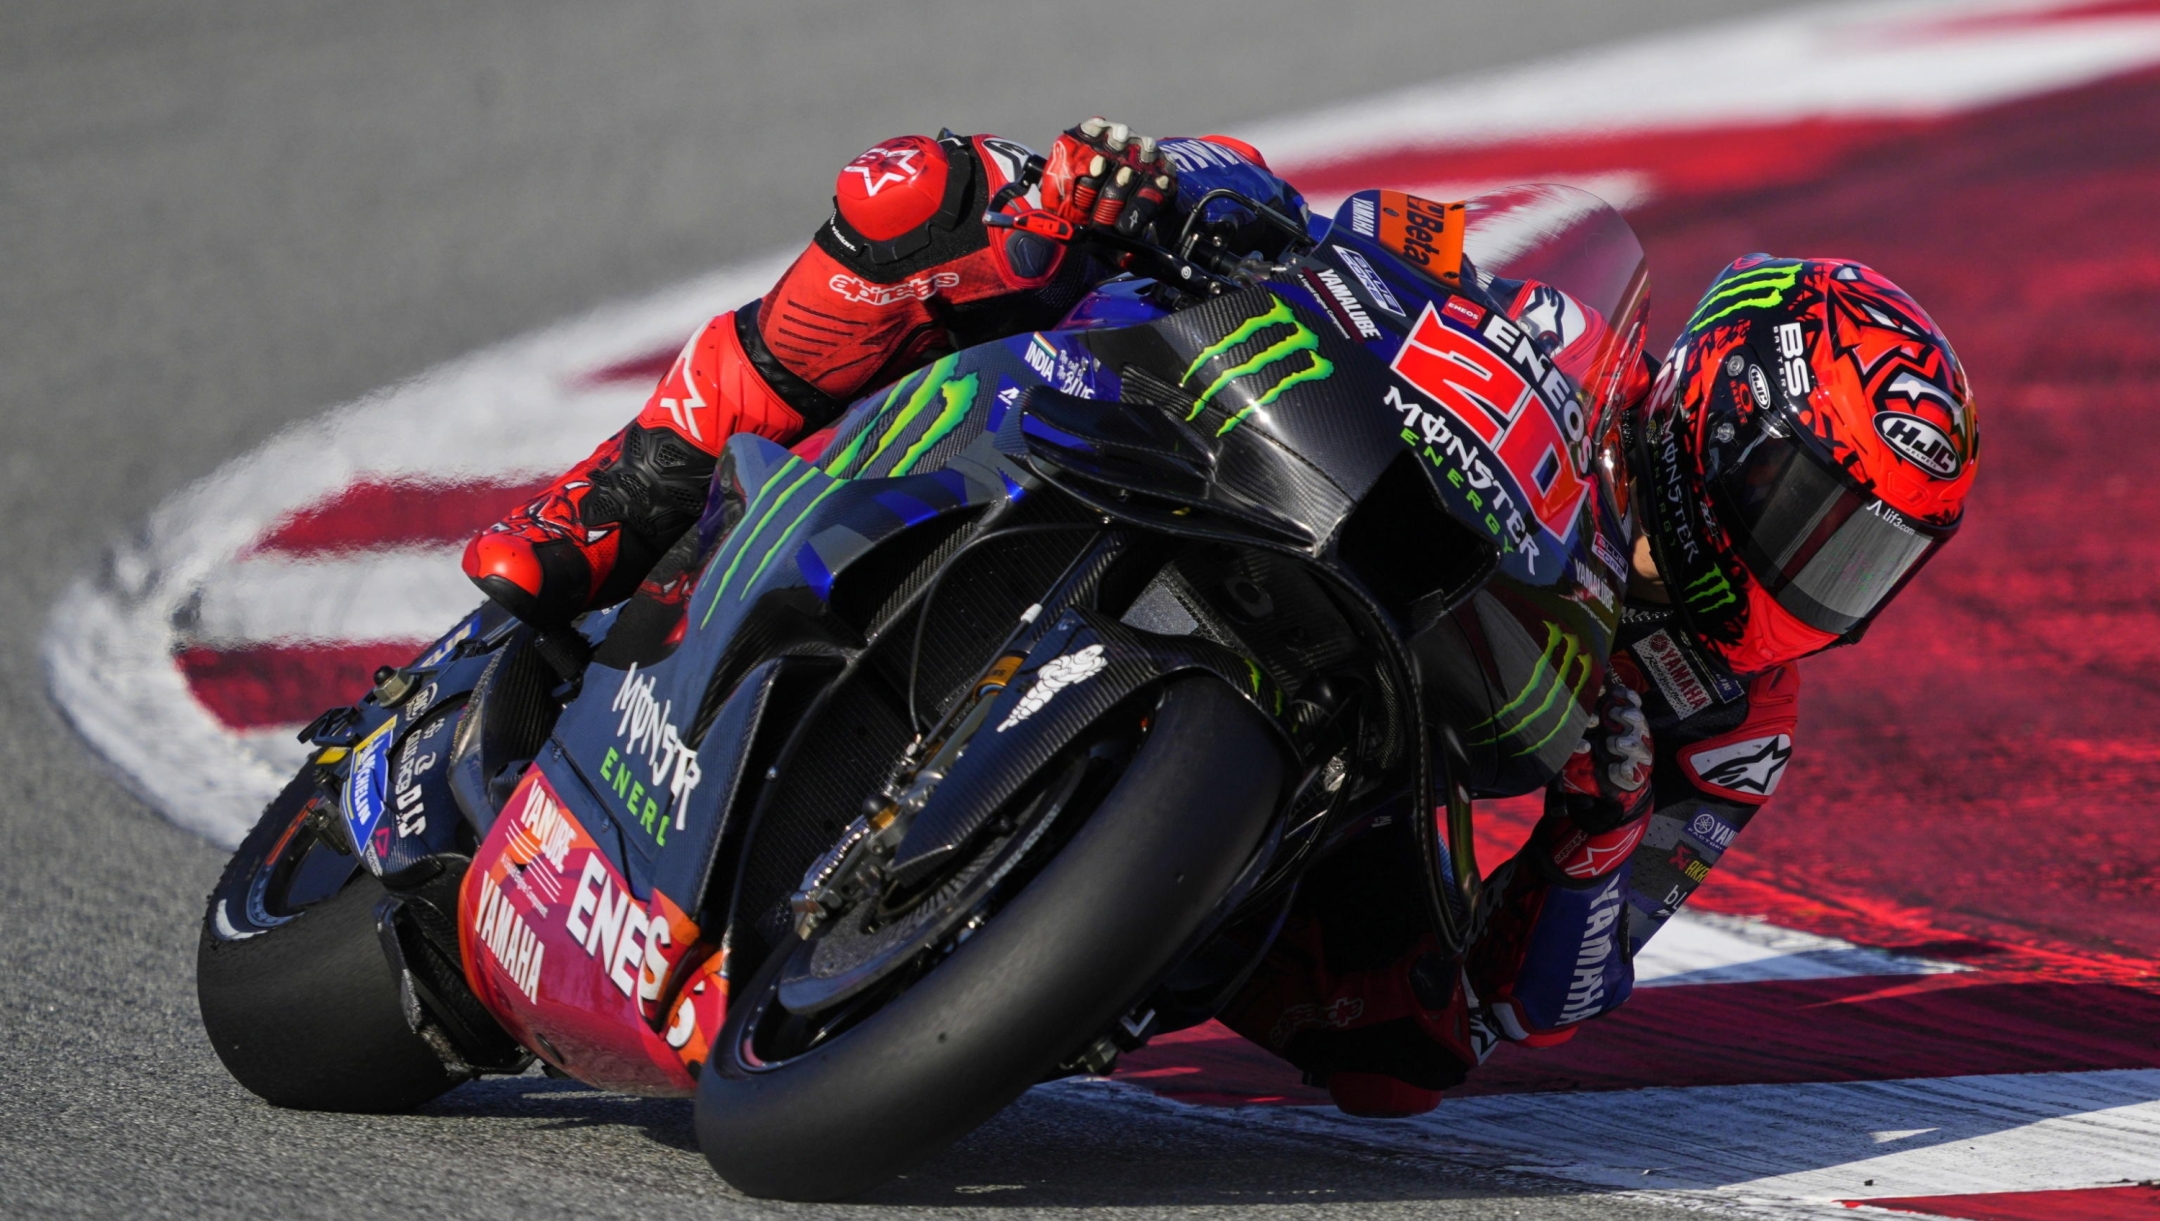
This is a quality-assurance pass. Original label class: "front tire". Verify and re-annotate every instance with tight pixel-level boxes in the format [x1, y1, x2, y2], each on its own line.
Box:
[197, 775, 465, 1112]
[695, 677, 1285, 1200]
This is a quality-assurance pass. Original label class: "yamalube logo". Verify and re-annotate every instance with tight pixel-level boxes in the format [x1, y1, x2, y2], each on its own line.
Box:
[1875, 411, 1961, 477]
[1685, 733, 1794, 798]
[997, 645, 1109, 732]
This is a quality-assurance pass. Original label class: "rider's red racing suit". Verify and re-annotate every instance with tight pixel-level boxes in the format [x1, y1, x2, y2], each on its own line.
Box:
[462, 126, 1802, 1118]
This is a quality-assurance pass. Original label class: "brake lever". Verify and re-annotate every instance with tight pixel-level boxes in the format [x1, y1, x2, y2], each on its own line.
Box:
[983, 208, 1237, 298]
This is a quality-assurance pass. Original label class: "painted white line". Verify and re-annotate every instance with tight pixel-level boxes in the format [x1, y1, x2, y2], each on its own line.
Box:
[179, 549, 476, 650]
[1241, 0, 2160, 171]
[1634, 910, 1961, 988]
[47, 253, 791, 845]
[1066, 1068, 2160, 1207]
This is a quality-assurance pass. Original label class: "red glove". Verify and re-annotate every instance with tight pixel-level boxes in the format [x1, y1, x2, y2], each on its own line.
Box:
[1041, 117, 1177, 239]
[1535, 659, 1655, 882]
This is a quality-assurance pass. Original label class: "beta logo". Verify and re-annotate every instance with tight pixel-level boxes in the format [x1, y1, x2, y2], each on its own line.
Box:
[1685, 733, 1794, 801]
[1875, 411, 1962, 477]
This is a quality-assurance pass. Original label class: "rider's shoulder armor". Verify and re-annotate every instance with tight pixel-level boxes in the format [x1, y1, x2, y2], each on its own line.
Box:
[818, 133, 988, 280]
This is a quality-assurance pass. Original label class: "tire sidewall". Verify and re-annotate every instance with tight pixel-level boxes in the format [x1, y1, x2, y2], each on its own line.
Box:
[197, 775, 463, 1112]
[695, 677, 1285, 1200]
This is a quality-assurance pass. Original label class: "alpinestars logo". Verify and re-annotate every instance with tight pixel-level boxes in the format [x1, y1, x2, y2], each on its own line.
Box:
[653, 325, 709, 442]
[998, 644, 1108, 732]
[1179, 296, 1334, 437]
[828, 271, 960, 307]
[843, 144, 922, 196]
[1686, 733, 1794, 799]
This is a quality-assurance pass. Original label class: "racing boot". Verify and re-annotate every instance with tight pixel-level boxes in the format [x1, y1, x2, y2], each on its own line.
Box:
[1219, 833, 1477, 1117]
[463, 307, 818, 629]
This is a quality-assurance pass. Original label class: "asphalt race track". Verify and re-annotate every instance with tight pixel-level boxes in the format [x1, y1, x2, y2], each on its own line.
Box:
[0, 3, 1812, 1218]
[14, 2, 2160, 1218]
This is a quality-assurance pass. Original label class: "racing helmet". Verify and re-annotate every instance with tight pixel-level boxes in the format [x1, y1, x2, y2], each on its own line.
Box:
[1630, 256, 1977, 672]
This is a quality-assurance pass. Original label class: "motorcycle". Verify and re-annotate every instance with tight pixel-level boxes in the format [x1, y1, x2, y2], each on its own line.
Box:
[197, 179, 1648, 1200]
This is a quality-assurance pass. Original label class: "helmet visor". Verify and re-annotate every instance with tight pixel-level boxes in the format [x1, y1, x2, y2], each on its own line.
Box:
[1708, 422, 1943, 636]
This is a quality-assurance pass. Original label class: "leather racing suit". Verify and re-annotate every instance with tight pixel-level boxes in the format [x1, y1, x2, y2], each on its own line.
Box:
[460, 126, 1804, 1120]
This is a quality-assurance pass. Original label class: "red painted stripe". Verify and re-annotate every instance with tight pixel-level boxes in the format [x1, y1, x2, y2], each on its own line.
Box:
[577, 345, 677, 388]
[177, 642, 427, 731]
[249, 476, 553, 557]
[1114, 974, 2160, 1105]
[1293, 115, 1941, 208]
[1848, 1184, 2160, 1220]
[1924, 0, 2160, 35]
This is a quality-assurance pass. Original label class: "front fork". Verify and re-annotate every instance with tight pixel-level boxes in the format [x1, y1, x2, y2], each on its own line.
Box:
[788, 527, 1131, 939]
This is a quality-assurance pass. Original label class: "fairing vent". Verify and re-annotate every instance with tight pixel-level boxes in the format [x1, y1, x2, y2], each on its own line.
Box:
[1334, 451, 1499, 632]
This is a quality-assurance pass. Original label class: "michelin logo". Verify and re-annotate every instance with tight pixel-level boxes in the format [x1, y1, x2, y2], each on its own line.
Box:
[997, 645, 1108, 732]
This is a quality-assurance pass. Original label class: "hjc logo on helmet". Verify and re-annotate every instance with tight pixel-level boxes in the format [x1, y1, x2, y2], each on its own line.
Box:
[1875, 412, 1961, 477]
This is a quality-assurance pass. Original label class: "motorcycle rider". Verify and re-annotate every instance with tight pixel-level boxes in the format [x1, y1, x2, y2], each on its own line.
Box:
[1220, 252, 1977, 1115]
[461, 121, 1979, 1119]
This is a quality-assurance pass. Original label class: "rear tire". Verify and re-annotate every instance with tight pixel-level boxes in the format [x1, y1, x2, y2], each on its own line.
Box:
[696, 677, 1285, 1200]
[197, 775, 465, 1112]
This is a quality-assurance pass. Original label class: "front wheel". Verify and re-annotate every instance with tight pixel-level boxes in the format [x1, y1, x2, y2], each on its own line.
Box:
[695, 677, 1286, 1200]
[196, 774, 466, 1112]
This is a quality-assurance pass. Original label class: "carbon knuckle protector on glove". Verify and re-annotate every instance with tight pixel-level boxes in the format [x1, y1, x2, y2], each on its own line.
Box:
[1042, 116, 1177, 239]
[1556, 661, 1656, 832]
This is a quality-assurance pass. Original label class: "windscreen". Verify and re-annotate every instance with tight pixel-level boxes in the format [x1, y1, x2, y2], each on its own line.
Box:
[1459, 184, 1651, 428]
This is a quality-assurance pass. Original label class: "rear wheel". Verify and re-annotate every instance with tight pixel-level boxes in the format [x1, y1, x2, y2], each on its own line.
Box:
[197, 774, 466, 1112]
[695, 677, 1285, 1200]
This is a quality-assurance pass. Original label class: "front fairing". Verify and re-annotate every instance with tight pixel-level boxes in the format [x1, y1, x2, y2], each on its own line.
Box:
[1021, 186, 1647, 796]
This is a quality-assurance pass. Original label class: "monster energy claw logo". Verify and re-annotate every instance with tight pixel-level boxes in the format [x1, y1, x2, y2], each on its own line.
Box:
[1684, 567, 1737, 613]
[1687, 262, 1802, 332]
[1470, 622, 1594, 757]
[1180, 296, 1334, 437]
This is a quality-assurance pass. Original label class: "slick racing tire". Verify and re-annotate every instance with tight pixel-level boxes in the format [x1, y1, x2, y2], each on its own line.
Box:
[197, 774, 464, 1112]
[696, 677, 1285, 1200]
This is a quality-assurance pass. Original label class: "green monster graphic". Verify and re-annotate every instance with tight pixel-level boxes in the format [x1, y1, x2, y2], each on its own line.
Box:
[1470, 621, 1596, 757]
[1684, 566, 1738, 613]
[701, 356, 983, 622]
[1180, 296, 1334, 436]
[1687, 261, 1802, 332]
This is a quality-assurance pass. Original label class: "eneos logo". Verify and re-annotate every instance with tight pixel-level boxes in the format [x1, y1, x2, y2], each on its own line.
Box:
[1389, 299, 1591, 548]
